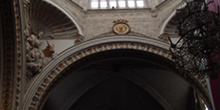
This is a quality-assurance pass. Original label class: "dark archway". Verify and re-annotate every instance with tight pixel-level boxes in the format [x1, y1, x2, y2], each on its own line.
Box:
[42, 49, 196, 110]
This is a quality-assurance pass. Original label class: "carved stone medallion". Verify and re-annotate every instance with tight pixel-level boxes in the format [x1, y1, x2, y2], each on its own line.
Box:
[112, 19, 130, 35]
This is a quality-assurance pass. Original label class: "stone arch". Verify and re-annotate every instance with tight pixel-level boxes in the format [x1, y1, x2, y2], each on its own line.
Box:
[0, 0, 24, 109]
[42, 55, 175, 110]
[23, 35, 212, 110]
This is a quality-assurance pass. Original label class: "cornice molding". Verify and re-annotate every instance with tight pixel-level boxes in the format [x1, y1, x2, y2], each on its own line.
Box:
[12, 0, 24, 109]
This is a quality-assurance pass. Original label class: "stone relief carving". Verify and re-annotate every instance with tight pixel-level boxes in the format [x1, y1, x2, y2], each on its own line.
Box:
[25, 25, 56, 82]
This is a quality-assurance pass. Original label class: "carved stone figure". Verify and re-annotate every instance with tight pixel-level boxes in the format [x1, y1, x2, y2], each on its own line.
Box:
[26, 28, 56, 82]
[27, 34, 42, 48]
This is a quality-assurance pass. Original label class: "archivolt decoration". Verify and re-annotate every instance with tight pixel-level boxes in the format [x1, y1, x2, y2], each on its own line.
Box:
[0, 0, 23, 109]
[23, 36, 212, 110]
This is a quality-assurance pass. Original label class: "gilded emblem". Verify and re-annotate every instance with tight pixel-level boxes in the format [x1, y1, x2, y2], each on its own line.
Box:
[113, 19, 130, 35]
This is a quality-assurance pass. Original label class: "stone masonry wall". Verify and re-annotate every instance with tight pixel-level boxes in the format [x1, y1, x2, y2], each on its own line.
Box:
[52, 0, 182, 40]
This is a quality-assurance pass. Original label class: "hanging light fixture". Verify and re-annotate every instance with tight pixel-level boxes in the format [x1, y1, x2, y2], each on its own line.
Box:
[169, 0, 220, 80]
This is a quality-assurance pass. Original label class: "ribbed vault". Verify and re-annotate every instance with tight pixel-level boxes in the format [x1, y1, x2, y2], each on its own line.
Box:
[29, 0, 81, 39]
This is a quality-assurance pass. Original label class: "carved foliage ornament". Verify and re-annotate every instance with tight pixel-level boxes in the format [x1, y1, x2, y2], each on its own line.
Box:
[112, 19, 130, 35]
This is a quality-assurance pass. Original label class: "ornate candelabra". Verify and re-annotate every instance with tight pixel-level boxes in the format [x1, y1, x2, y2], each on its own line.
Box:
[169, 0, 220, 80]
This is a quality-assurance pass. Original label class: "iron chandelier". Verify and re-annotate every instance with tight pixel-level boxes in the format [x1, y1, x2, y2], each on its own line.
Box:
[169, 0, 220, 80]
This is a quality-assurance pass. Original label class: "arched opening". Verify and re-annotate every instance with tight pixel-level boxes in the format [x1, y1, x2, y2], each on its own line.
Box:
[41, 49, 196, 110]
[24, 36, 212, 110]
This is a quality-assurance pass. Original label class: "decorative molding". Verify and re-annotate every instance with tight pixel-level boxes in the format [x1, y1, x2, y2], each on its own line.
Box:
[23, 35, 212, 110]
[13, 0, 24, 109]
[0, 0, 25, 109]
